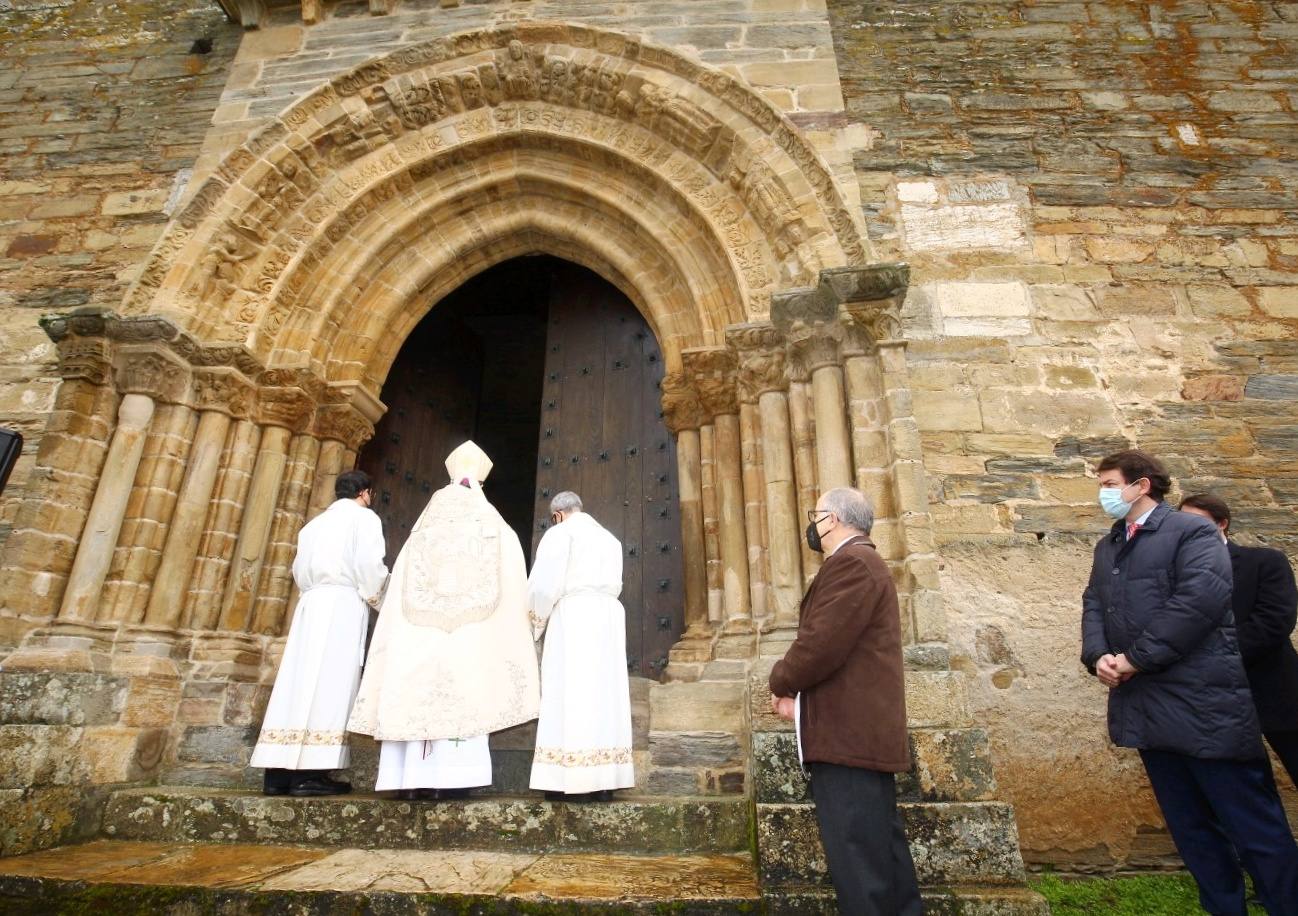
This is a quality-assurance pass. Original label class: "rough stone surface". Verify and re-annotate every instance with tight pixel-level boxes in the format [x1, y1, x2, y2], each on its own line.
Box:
[100, 788, 749, 855]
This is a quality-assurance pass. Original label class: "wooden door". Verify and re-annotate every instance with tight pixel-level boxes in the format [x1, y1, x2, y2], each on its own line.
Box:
[361, 317, 483, 565]
[532, 265, 685, 679]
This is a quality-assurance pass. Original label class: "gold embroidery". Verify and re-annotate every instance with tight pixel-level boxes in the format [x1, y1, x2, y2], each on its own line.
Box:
[257, 728, 347, 747]
[534, 746, 633, 767]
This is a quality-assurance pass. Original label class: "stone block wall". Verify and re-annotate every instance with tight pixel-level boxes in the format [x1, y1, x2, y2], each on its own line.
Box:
[0, 1, 241, 570]
[827, 0, 1298, 869]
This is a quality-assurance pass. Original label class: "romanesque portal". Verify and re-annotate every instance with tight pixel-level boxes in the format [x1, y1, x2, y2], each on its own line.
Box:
[0, 21, 1041, 912]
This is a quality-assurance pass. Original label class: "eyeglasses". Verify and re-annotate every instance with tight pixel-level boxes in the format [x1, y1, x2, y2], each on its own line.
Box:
[806, 510, 832, 524]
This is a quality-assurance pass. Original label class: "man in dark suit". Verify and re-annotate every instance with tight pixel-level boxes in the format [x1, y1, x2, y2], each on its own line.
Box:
[1081, 449, 1298, 916]
[769, 486, 922, 915]
[1181, 493, 1298, 787]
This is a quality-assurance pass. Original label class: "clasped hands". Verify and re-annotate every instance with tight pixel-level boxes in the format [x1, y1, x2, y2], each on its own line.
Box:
[770, 693, 796, 720]
[1096, 652, 1137, 688]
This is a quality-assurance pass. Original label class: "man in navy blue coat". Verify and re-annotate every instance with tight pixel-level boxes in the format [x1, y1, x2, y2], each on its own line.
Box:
[1082, 450, 1298, 916]
[1181, 492, 1298, 788]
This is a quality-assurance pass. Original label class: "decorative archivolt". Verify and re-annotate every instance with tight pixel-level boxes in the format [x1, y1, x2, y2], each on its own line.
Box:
[122, 23, 869, 384]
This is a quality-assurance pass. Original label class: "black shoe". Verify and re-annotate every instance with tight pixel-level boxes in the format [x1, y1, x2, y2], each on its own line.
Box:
[263, 768, 292, 797]
[393, 789, 419, 801]
[590, 790, 614, 802]
[290, 775, 352, 797]
[436, 788, 471, 800]
[544, 791, 566, 802]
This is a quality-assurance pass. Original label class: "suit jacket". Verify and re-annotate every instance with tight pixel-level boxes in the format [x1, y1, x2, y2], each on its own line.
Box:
[1229, 541, 1298, 732]
[769, 535, 910, 773]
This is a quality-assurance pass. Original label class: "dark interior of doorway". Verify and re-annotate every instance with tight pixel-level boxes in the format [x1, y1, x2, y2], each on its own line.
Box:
[359, 258, 551, 564]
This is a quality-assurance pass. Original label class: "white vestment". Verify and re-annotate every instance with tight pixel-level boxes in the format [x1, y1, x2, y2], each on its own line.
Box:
[348, 442, 540, 790]
[528, 512, 635, 794]
[250, 499, 388, 770]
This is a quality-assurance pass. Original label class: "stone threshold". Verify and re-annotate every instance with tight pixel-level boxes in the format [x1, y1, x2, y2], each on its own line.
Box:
[0, 839, 762, 914]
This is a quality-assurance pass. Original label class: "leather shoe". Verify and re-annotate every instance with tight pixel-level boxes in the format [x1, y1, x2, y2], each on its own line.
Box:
[262, 768, 292, 797]
[290, 776, 352, 797]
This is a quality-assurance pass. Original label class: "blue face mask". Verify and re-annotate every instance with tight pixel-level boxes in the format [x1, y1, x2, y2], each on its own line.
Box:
[1098, 481, 1139, 519]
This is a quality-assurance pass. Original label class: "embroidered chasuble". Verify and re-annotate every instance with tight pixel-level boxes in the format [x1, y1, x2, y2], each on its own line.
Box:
[250, 498, 388, 770]
[348, 442, 540, 765]
[528, 512, 636, 794]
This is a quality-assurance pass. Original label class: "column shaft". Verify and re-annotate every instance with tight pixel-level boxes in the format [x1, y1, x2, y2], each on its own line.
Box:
[57, 393, 156, 620]
[811, 364, 852, 491]
[700, 424, 723, 626]
[675, 429, 708, 636]
[100, 402, 198, 623]
[759, 389, 803, 627]
[144, 409, 233, 628]
[787, 380, 820, 585]
[184, 418, 262, 630]
[739, 401, 768, 626]
[251, 433, 321, 635]
[218, 424, 292, 631]
[713, 412, 751, 632]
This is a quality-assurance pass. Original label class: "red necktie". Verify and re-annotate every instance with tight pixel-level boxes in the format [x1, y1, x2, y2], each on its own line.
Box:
[1126, 522, 1141, 541]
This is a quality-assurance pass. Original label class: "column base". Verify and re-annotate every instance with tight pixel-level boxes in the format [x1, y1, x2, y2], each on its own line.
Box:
[3, 619, 122, 672]
[713, 630, 758, 660]
[189, 631, 271, 683]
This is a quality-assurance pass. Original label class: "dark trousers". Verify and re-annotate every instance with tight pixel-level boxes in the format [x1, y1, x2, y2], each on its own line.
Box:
[1140, 749, 1298, 916]
[1264, 729, 1298, 789]
[806, 762, 922, 916]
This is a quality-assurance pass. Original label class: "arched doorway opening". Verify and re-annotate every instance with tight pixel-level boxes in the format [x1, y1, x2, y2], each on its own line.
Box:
[359, 256, 685, 679]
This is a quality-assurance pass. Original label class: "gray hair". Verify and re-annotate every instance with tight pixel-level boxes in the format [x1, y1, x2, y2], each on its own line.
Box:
[819, 487, 874, 534]
[550, 491, 583, 514]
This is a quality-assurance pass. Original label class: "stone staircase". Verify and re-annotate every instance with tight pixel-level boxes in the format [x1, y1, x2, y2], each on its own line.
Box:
[0, 668, 1048, 913]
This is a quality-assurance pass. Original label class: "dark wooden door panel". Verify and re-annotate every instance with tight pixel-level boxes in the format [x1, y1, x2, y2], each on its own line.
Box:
[532, 265, 684, 679]
[360, 319, 482, 566]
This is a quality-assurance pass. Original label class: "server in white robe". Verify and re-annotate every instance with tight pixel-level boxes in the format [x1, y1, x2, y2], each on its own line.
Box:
[250, 469, 388, 797]
[528, 491, 636, 798]
[348, 441, 540, 799]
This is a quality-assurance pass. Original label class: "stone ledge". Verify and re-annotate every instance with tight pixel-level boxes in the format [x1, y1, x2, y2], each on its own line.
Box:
[753, 727, 998, 805]
[101, 788, 749, 855]
[757, 801, 1028, 887]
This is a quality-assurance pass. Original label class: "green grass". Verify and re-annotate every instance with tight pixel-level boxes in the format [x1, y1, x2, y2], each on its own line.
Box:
[1031, 873, 1267, 915]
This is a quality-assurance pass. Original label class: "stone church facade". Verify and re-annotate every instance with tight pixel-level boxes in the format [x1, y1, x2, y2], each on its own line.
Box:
[0, 0, 1295, 903]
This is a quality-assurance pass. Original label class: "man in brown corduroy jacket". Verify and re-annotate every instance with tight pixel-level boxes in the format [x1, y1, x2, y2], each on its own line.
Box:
[770, 486, 921, 915]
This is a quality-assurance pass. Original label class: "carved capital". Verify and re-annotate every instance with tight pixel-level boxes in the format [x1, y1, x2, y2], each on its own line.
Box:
[313, 403, 375, 451]
[106, 314, 181, 344]
[115, 347, 190, 403]
[786, 319, 842, 376]
[681, 347, 738, 419]
[54, 336, 113, 385]
[660, 372, 706, 433]
[257, 386, 316, 431]
[843, 299, 906, 351]
[727, 323, 788, 402]
[193, 368, 256, 419]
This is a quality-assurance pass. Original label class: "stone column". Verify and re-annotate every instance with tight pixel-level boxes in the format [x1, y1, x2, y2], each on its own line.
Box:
[143, 370, 253, 628]
[773, 289, 852, 492]
[732, 324, 804, 630]
[699, 423, 723, 627]
[660, 374, 709, 640]
[685, 347, 751, 642]
[58, 348, 187, 621]
[271, 399, 375, 635]
[100, 399, 198, 623]
[0, 319, 117, 626]
[786, 373, 820, 586]
[183, 418, 262, 630]
[217, 384, 315, 633]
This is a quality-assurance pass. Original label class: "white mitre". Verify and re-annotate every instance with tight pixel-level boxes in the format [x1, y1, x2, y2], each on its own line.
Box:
[445, 440, 493, 487]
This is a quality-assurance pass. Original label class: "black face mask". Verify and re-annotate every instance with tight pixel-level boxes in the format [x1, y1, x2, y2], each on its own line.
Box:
[805, 520, 824, 553]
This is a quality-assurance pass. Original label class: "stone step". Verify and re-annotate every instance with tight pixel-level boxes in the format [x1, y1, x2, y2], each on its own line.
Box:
[0, 840, 1048, 915]
[101, 787, 749, 855]
[0, 839, 762, 914]
[757, 801, 1028, 888]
